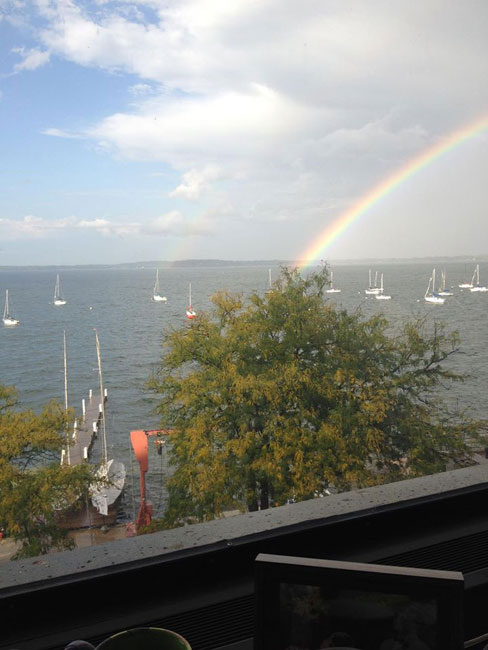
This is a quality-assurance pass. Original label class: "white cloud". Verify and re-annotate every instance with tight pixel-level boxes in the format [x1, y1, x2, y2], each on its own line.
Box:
[0, 211, 210, 240]
[6, 1, 488, 259]
[169, 165, 223, 200]
[42, 127, 82, 139]
[128, 83, 155, 97]
[12, 46, 50, 71]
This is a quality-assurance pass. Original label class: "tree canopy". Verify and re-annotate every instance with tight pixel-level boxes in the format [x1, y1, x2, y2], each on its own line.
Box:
[150, 266, 483, 526]
[0, 385, 95, 558]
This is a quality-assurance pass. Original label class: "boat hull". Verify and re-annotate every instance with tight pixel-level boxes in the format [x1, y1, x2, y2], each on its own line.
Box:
[56, 497, 121, 529]
[470, 286, 488, 292]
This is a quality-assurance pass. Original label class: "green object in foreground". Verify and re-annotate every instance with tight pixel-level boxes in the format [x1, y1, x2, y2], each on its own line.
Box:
[96, 628, 191, 650]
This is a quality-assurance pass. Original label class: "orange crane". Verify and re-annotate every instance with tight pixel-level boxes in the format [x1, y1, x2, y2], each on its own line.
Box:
[130, 429, 172, 530]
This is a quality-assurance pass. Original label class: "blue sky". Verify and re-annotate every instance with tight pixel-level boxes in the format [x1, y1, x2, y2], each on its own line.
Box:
[1, 1, 488, 265]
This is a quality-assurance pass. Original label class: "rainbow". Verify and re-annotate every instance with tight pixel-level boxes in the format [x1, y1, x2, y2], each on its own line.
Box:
[297, 113, 488, 267]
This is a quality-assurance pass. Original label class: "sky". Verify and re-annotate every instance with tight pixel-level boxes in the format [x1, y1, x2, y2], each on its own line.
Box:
[1, 0, 488, 265]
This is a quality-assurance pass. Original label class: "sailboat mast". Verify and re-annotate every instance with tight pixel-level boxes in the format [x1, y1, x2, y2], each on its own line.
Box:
[94, 329, 108, 466]
[63, 330, 68, 412]
[4, 290, 8, 319]
[63, 330, 71, 465]
[189, 282, 192, 307]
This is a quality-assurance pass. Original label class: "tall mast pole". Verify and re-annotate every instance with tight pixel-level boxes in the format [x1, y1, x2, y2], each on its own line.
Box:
[94, 329, 108, 465]
[63, 330, 70, 465]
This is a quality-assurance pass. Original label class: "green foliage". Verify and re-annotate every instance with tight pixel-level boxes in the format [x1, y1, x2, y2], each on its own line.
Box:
[150, 266, 483, 525]
[0, 386, 95, 559]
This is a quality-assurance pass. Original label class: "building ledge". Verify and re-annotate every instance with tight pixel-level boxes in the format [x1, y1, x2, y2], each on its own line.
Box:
[2, 462, 488, 593]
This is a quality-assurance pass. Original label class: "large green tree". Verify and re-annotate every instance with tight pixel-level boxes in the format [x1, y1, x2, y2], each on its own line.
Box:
[150, 266, 482, 525]
[0, 385, 95, 558]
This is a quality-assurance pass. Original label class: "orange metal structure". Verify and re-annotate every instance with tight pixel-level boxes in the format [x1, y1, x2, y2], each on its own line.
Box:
[130, 429, 172, 530]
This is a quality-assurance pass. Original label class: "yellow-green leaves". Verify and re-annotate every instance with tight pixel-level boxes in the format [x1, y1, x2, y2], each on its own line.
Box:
[0, 387, 95, 559]
[150, 265, 484, 524]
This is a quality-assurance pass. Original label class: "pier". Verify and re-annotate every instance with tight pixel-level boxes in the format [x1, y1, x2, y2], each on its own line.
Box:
[61, 388, 107, 467]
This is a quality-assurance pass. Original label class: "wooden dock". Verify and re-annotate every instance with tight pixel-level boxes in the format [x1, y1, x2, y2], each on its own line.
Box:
[61, 389, 107, 467]
[58, 388, 123, 529]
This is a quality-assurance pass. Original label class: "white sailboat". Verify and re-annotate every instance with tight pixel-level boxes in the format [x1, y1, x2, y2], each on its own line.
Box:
[438, 271, 453, 296]
[3, 290, 20, 326]
[365, 269, 381, 295]
[266, 268, 273, 294]
[186, 282, 196, 319]
[375, 274, 391, 300]
[470, 264, 487, 292]
[459, 265, 473, 289]
[90, 330, 126, 517]
[53, 274, 67, 306]
[326, 271, 341, 293]
[152, 269, 167, 302]
[424, 269, 445, 304]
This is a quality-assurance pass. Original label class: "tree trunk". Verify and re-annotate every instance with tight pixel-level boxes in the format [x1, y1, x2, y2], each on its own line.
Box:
[259, 479, 269, 510]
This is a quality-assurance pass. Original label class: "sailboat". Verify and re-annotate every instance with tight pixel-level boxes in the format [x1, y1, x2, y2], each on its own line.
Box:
[459, 265, 474, 289]
[424, 269, 445, 304]
[326, 271, 341, 293]
[470, 264, 488, 292]
[438, 271, 453, 296]
[53, 274, 67, 306]
[3, 290, 20, 326]
[186, 283, 196, 319]
[152, 269, 167, 302]
[375, 274, 391, 300]
[90, 330, 126, 517]
[265, 268, 273, 294]
[365, 269, 380, 295]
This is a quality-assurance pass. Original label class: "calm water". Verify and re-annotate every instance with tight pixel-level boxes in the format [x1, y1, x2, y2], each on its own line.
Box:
[1, 261, 487, 520]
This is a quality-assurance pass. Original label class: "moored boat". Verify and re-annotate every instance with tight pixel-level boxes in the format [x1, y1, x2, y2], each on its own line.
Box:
[3, 290, 20, 326]
[425, 269, 445, 304]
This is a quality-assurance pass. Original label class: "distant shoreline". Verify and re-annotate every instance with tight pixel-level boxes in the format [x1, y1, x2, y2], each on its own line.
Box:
[0, 255, 486, 271]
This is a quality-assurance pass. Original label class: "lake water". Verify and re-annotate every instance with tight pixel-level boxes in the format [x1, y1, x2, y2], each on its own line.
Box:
[1, 261, 487, 521]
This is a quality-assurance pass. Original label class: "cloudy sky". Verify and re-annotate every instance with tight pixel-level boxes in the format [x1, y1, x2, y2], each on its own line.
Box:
[1, 0, 487, 265]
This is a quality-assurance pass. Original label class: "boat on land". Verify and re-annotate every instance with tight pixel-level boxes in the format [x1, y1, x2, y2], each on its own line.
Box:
[53, 274, 67, 306]
[365, 269, 381, 295]
[425, 269, 445, 304]
[152, 269, 167, 302]
[3, 290, 20, 326]
[375, 274, 391, 300]
[438, 271, 453, 296]
[326, 271, 341, 293]
[186, 283, 196, 319]
[470, 264, 487, 292]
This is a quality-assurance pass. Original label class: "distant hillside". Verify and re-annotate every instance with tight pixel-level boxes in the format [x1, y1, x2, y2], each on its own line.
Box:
[0, 255, 486, 271]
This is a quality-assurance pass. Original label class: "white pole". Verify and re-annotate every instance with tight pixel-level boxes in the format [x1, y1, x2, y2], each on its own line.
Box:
[94, 329, 108, 466]
[82, 399, 86, 419]
[89, 389, 93, 399]
[63, 331, 70, 466]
